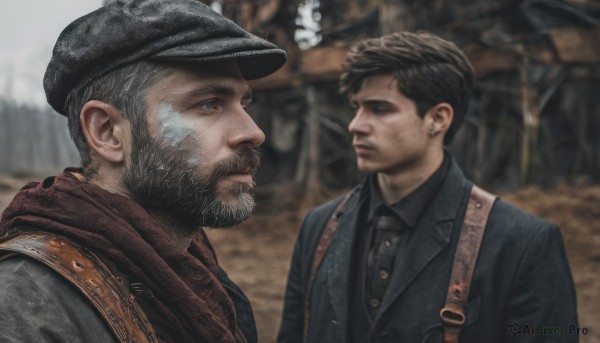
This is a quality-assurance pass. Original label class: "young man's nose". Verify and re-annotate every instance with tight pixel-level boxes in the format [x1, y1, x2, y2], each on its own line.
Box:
[348, 109, 371, 135]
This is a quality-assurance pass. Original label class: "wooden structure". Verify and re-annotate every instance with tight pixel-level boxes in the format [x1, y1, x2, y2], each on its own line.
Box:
[209, 0, 600, 190]
[3, 0, 598, 189]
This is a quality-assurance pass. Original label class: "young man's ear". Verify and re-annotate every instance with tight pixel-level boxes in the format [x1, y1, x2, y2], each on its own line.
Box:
[80, 100, 130, 164]
[427, 103, 454, 137]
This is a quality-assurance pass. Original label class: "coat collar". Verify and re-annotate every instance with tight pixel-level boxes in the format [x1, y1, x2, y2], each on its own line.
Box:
[325, 184, 366, 328]
[375, 157, 471, 322]
[325, 155, 471, 327]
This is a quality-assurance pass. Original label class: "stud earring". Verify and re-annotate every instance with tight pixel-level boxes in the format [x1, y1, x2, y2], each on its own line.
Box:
[429, 125, 437, 137]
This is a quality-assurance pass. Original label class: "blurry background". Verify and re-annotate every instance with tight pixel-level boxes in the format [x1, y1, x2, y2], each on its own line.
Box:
[0, 0, 598, 342]
[0, 0, 101, 175]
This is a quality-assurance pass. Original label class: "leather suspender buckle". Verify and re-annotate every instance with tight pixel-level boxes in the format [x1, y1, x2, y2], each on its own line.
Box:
[440, 307, 466, 326]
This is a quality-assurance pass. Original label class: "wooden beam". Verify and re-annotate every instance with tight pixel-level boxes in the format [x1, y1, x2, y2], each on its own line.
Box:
[300, 45, 351, 81]
[549, 28, 600, 64]
[463, 43, 518, 76]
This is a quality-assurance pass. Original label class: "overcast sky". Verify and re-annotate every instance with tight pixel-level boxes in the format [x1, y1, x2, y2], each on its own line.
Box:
[0, 0, 102, 107]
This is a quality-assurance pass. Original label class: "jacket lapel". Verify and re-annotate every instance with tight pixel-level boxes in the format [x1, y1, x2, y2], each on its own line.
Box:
[325, 188, 366, 328]
[375, 159, 470, 322]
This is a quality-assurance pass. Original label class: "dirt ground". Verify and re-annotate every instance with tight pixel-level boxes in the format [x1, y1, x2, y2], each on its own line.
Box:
[1, 176, 598, 342]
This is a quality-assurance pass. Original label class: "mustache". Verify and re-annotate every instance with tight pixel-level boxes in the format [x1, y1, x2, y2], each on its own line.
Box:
[211, 146, 261, 179]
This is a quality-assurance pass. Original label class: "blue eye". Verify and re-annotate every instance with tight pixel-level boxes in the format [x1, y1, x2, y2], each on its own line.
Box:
[197, 99, 218, 111]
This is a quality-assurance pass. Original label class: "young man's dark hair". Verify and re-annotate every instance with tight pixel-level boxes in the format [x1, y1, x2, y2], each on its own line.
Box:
[340, 31, 475, 144]
[278, 31, 577, 343]
[0, 0, 286, 342]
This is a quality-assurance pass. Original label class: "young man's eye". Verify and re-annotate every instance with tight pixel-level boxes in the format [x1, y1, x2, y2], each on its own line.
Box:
[372, 106, 392, 114]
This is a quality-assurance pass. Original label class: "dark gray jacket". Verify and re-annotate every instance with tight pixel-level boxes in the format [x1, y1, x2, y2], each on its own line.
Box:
[277, 159, 578, 343]
[0, 256, 257, 342]
[0, 257, 118, 342]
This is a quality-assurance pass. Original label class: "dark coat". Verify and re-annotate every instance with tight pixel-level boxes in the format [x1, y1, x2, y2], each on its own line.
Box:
[0, 256, 257, 343]
[277, 159, 578, 343]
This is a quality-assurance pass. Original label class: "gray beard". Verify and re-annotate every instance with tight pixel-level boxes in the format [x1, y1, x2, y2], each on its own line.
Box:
[121, 128, 259, 228]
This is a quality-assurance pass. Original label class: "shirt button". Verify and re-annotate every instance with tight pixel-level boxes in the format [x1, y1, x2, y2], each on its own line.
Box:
[383, 239, 392, 247]
[379, 270, 389, 280]
[369, 298, 380, 308]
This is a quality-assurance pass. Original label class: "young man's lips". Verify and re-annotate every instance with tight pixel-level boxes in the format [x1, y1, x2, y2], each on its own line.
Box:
[353, 144, 374, 155]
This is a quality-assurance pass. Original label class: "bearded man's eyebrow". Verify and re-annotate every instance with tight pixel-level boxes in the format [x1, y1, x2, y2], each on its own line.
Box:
[170, 84, 252, 110]
[179, 84, 253, 100]
[184, 84, 237, 98]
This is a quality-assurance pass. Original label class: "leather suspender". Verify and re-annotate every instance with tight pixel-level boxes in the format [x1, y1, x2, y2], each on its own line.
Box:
[303, 191, 353, 341]
[304, 185, 497, 343]
[440, 185, 497, 343]
[0, 232, 158, 343]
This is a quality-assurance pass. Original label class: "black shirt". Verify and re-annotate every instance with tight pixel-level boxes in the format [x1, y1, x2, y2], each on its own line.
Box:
[348, 156, 450, 342]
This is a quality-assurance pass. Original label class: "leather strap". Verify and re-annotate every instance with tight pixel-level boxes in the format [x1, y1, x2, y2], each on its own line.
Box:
[0, 232, 158, 343]
[440, 185, 497, 343]
[303, 191, 353, 341]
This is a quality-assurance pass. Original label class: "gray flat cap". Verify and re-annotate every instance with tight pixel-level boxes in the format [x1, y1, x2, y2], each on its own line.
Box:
[44, 0, 287, 115]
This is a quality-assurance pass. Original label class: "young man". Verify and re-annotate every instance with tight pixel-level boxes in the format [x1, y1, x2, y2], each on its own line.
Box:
[277, 32, 578, 342]
[0, 0, 285, 342]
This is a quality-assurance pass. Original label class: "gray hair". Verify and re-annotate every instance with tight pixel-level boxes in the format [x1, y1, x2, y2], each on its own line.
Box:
[64, 61, 172, 170]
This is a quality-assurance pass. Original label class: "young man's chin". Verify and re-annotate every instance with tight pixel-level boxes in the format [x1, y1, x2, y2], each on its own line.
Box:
[356, 160, 381, 174]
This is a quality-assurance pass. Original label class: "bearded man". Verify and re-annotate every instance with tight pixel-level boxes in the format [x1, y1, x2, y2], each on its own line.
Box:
[0, 0, 285, 342]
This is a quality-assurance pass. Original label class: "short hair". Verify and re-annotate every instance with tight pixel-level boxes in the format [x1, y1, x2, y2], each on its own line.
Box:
[340, 31, 475, 144]
[64, 62, 172, 170]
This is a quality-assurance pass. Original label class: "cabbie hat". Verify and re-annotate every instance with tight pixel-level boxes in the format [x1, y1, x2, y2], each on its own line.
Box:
[44, 0, 287, 115]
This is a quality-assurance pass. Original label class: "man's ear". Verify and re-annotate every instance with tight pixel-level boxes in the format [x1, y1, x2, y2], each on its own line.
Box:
[80, 100, 129, 164]
[427, 102, 454, 137]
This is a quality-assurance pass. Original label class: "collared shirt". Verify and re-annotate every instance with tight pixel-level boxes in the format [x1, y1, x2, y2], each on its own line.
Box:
[349, 155, 450, 342]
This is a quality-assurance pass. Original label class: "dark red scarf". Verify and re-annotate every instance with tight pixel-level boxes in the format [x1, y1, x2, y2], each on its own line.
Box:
[0, 169, 246, 343]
